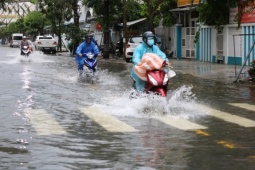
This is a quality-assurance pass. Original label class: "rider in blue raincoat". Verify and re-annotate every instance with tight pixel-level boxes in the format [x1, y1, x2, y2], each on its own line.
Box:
[131, 31, 170, 92]
[75, 34, 100, 73]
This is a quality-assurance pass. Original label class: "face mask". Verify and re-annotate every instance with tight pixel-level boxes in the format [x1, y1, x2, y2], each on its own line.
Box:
[147, 39, 154, 46]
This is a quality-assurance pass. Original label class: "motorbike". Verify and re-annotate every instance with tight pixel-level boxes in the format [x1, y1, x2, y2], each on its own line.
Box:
[145, 66, 176, 97]
[130, 64, 176, 98]
[21, 45, 31, 57]
[80, 52, 98, 84]
[115, 41, 121, 57]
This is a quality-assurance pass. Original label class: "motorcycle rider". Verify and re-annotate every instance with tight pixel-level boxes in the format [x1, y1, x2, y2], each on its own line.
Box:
[75, 34, 101, 74]
[20, 36, 32, 55]
[131, 31, 170, 93]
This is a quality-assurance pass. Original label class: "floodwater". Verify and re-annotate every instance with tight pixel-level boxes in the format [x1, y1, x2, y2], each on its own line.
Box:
[0, 46, 255, 170]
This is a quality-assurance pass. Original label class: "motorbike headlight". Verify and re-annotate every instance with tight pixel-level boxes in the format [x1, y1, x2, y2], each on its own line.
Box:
[148, 74, 158, 86]
[88, 54, 94, 59]
[163, 74, 168, 85]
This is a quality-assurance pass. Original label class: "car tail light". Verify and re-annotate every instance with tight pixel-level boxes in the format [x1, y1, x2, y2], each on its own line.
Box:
[53, 42, 57, 45]
[37, 41, 42, 44]
[126, 44, 130, 48]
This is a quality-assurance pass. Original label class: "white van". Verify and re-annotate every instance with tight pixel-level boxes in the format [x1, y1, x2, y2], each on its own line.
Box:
[10, 33, 23, 47]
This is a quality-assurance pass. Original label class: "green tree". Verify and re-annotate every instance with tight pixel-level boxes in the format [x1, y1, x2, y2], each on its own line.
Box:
[8, 19, 23, 33]
[0, 0, 14, 10]
[38, 0, 74, 51]
[13, 18, 25, 33]
[83, 0, 122, 30]
[197, 0, 255, 30]
[125, 0, 144, 21]
[140, 0, 177, 31]
[23, 11, 48, 39]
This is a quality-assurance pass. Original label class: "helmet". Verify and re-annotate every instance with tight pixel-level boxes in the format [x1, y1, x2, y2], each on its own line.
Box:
[142, 31, 156, 47]
[23, 36, 27, 39]
[85, 34, 93, 40]
[85, 34, 93, 43]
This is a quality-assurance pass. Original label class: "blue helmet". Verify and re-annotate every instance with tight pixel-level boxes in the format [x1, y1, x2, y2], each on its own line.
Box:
[142, 31, 157, 47]
[85, 34, 93, 43]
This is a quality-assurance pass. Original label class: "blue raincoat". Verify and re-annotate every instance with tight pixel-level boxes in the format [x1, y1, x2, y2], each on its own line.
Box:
[131, 42, 169, 92]
[75, 40, 99, 71]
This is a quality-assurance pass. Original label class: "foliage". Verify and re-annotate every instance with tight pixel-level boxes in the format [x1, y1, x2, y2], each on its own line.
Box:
[83, 0, 176, 31]
[0, 0, 14, 10]
[30, 0, 37, 4]
[8, 18, 25, 34]
[198, 0, 231, 30]
[155, 0, 177, 27]
[0, 27, 8, 38]
[8, 20, 22, 33]
[197, 0, 255, 30]
[23, 11, 48, 36]
[65, 24, 91, 52]
[38, 0, 73, 33]
[141, 0, 177, 30]
[125, 0, 145, 21]
[83, 0, 122, 30]
[38, 0, 75, 51]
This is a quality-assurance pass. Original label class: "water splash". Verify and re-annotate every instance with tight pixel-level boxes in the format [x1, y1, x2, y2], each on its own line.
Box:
[93, 85, 204, 119]
[5, 51, 53, 64]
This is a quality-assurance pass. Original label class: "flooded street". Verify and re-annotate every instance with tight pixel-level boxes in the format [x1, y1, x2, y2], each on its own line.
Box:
[0, 46, 255, 170]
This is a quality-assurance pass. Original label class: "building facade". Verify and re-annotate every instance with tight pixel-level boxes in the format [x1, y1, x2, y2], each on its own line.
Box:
[0, 0, 36, 25]
[155, 0, 255, 66]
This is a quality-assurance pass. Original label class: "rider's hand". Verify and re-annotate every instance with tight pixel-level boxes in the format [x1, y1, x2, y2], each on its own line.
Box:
[79, 53, 82, 57]
[166, 62, 171, 67]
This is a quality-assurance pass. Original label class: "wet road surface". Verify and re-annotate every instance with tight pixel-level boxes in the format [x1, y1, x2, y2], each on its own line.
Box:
[0, 46, 255, 170]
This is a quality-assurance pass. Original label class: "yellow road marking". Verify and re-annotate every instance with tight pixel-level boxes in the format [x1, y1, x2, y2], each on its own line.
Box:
[194, 130, 210, 136]
[216, 140, 236, 149]
[25, 109, 66, 135]
[79, 107, 138, 132]
[157, 116, 207, 130]
[197, 105, 255, 127]
[228, 103, 255, 112]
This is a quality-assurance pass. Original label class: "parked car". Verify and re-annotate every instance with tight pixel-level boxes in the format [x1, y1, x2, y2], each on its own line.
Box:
[10, 33, 23, 47]
[125, 35, 143, 62]
[34, 35, 57, 54]
[125, 35, 164, 63]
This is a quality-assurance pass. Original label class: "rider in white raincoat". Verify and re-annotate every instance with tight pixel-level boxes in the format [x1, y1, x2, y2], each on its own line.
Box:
[131, 31, 170, 92]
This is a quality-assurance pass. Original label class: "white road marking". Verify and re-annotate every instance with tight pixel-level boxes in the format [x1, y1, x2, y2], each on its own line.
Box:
[197, 105, 255, 127]
[79, 107, 138, 132]
[25, 109, 66, 135]
[157, 116, 207, 130]
[228, 103, 255, 112]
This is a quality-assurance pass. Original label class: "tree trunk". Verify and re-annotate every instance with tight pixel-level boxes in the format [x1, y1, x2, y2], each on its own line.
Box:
[102, 0, 110, 59]
[57, 20, 62, 52]
[72, 0, 80, 55]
